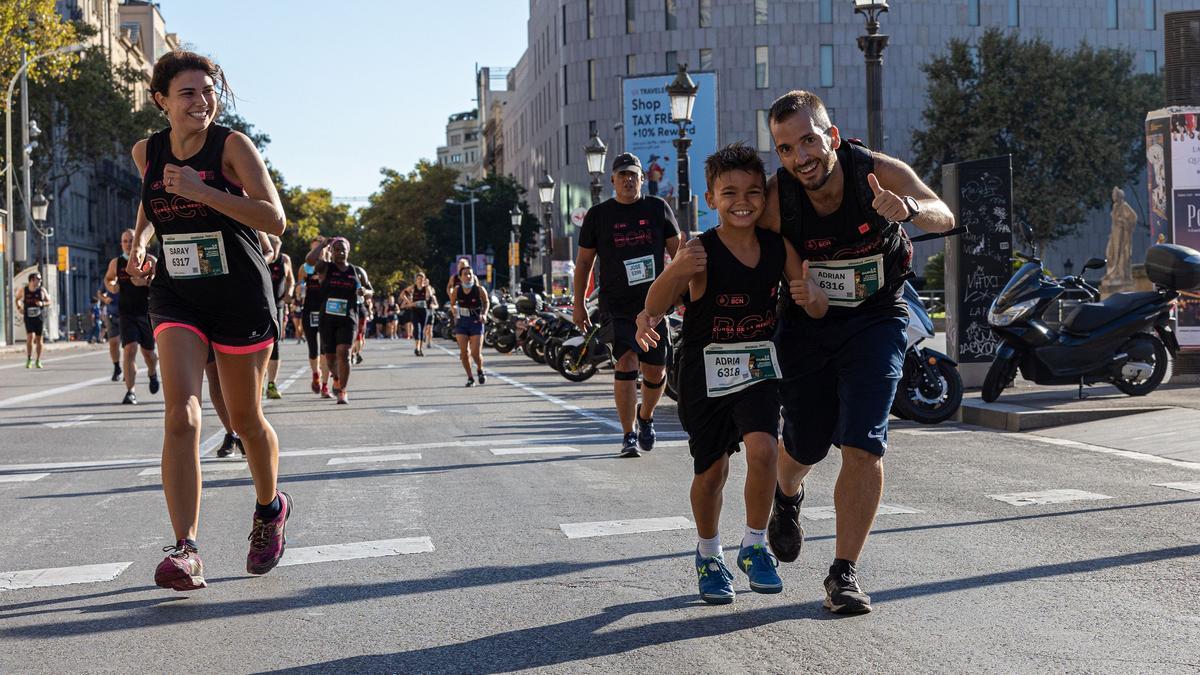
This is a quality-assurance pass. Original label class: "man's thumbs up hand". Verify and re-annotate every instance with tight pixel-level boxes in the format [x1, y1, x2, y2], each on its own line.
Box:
[867, 172, 914, 222]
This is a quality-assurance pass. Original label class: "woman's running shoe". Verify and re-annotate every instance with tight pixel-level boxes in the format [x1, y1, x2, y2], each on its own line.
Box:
[155, 540, 207, 591]
[336, 389, 349, 405]
[320, 383, 332, 399]
[310, 373, 320, 394]
[247, 491, 293, 575]
[477, 369, 486, 385]
[149, 374, 160, 395]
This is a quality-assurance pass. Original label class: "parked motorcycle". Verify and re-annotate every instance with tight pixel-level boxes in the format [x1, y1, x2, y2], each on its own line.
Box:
[982, 242, 1200, 402]
[890, 281, 964, 424]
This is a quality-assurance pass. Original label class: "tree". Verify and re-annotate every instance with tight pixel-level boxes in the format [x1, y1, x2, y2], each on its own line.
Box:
[278, 185, 358, 263]
[911, 29, 1162, 253]
[216, 109, 271, 153]
[0, 0, 78, 89]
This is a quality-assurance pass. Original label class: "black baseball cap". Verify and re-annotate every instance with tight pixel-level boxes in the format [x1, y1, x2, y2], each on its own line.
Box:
[611, 153, 642, 174]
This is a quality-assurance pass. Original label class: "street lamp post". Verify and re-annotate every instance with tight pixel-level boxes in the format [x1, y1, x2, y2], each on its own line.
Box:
[30, 192, 52, 338]
[853, 0, 890, 151]
[665, 63, 699, 234]
[509, 205, 522, 294]
[584, 131, 608, 207]
[445, 198, 470, 259]
[537, 173, 555, 295]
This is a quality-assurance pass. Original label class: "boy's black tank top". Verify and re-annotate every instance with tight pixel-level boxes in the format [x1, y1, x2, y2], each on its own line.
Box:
[322, 263, 359, 321]
[681, 228, 785, 355]
[141, 124, 275, 325]
[114, 254, 150, 316]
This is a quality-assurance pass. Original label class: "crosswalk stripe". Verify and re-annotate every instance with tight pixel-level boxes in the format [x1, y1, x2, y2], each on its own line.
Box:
[278, 537, 434, 567]
[0, 562, 131, 591]
[987, 489, 1112, 506]
[327, 453, 422, 466]
[137, 462, 248, 477]
[1153, 481, 1200, 494]
[490, 446, 578, 456]
[560, 516, 694, 539]
[0, 473, 50, 483]
[0, 374, 114, 408]
[802, 504, 924, 520]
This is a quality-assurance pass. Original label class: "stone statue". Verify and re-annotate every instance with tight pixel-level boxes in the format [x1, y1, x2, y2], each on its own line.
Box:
[1104, 186, 1136, 285]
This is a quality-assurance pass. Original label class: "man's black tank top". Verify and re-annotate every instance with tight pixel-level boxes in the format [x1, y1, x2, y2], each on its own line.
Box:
[680, 228, 785, 356]
[455, 285, 483, 316]
[302, 263, 323, 312]
[321, 263, 359, 322]
[115, 254, 150, 316]
[142, 124, 275, 327]
[23, 287, 46, 318]
[268, 257, 287, 302]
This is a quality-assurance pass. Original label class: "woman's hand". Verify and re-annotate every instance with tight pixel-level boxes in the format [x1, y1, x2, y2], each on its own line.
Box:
[162, 163, 210, 202]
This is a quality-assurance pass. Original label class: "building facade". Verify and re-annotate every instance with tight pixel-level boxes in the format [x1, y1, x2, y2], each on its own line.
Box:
[436, 110, 485, 184]
[500, 0, 1188, 278]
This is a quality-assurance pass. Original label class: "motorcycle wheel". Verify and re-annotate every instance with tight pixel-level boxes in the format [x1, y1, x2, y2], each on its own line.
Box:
[528, 337, 547, 364]
[545, 338, 564, 371]
[1111, 334, 1168, 396]
[558, 344, 598, 382]
[981, 353, 1018, 403]
[494, 332, 517, 354]
[892, 358, 963, 425]
[483, 328, 497, 348]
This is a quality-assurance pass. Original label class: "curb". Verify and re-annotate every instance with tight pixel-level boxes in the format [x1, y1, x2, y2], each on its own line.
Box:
[956, 401, 1173, 432]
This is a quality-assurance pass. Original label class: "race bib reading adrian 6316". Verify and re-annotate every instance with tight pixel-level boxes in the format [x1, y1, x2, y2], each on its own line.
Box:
[808, 254, 884, 308]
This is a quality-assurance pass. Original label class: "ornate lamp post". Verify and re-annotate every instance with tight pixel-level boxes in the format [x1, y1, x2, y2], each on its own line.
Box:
[665, 63, 698, 233]
[853, 0, 890, 151]
[509, 205, 522, 294]
[537, 173, 555, 294]
[584, 130, 608, 206]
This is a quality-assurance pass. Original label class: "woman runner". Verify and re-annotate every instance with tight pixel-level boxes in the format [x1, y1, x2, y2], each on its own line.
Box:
[297, 237, 330, 395]
[127, 50, 292, 591]
[403, 272, 436, 356]
[449, 266, 488, 385]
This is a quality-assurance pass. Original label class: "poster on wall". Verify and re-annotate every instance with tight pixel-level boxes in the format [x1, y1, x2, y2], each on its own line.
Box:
[1170, 110, 1200, 349]
[1145, 111, 1171, 245]
[622, 72, 719, 231]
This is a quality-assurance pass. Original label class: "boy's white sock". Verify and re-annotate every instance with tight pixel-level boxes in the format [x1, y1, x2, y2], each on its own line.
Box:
[741, 526, 767, 548]
[697, 534, 722, 558]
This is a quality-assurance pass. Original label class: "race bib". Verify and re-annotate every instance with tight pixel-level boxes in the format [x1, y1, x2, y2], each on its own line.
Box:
[161, 231, 229, 279]
[308, 311, 321, 327]
[623, 254, 656, 286]
[413, 300, 427, 309]
[325, 298, 349, 316]
[702, 341, 781, 398]
[25, 306, 42, 318]
[808, 254, 885, 308]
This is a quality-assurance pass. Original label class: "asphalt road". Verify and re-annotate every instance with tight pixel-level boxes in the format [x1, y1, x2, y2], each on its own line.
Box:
[1, 338, 1198, 673]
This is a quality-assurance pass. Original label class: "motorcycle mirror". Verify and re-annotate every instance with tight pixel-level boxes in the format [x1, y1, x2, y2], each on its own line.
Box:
[1083, 257, 1107, 271]
[1022, 222, 1035, 242]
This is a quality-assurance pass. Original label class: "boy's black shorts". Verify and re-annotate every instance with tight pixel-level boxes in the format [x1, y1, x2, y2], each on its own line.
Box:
[677, 354, 781, 474]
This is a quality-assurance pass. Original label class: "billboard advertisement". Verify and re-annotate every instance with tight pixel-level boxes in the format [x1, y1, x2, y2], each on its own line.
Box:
[1170, 110, 1200, 349]
[622, 72, 719, 231]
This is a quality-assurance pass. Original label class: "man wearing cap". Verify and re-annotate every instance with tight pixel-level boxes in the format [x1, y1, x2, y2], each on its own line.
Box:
[573, 152, 681, 457]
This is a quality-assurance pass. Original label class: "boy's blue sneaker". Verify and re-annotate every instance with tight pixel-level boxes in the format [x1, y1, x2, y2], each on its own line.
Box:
[737, 543, 783, 594]
[636, 403, 655, 452]
[695, 551, 735, 605]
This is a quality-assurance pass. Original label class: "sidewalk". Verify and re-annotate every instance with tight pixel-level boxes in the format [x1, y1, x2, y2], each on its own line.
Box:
[0, 340, 106, 359]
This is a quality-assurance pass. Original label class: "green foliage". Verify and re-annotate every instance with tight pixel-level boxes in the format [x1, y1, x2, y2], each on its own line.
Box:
[216, 110, 271, 153]
[0, 0, 79, 87]
[911, 29, 1162, 251]
[923, 250, 945, 290]
[279, 186, 358, 264]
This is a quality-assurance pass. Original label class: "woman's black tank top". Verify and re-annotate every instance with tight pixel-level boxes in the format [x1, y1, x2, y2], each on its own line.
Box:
[321, 263, 359, 322]
[455, 285, 483, 315]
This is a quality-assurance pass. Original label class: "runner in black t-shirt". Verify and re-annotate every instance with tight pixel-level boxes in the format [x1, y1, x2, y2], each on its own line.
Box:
[574, 152, 681, 458]
[307, 236, 372, 404]
[105, 228, 159, 404]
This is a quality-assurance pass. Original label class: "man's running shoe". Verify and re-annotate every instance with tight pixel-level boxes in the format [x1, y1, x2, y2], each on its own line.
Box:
[320, 383, 332, 399]
[695, 551, 735, 605]
[148, 374, 160, 395]
[768, 484, 805, 563]
[122, 390, 138, 405]
[216, 432, 243, 458]
[34, 359, 42, 369]
[354, 352, 363, 365]
[336, 389, 349, 405]
[465, 377, 475, 387]
[25, 358, 31, 369]
[112, 363, 122, 381]
[266, 382, 282, 399]
[310, 372, 320, 394]
[414, 348, 420, 356]
[737, 543, 783, 594]
[154, 540, 207, 591]
[619, 432, 641, 458]
[247, 491, 292, 575]
[823, 560, 872, 614]
[636, 403, 656, 452]
[477, 369, 486, 385]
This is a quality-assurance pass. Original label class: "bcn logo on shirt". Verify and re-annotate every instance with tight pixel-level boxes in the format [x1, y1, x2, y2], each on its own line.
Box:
[614, 230, 653, 248]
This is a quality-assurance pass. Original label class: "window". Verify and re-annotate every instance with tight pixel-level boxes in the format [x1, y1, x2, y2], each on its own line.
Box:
[626, 0, 636, 33]
[451, 134, 461, 145]
[755, 46, 769, 89]
[756, 110, 772, 152]
[699, 0, 712, 27]
[588, 60, 597, 100]
[1008, 0, 1019, 26]
[820, 45, 834, 88]
[755, 0, 768, 25]
[627, 53, 637, 74]
[563, 65, 569, 105]
[820, 0, 832, 23]
[1144, 0, 1155, 30]
[1107, 0, 1118, 29]
[563, 4, 568, 44]
[665, 0, 678, 30]
[699, 48, 713, 70]
[666, 50, 678, 73]
[587, 0, 596, 38]
[564, 125, 570, 164]
[967, 0, 980, 26]
[1144, 49, 1158, 73]
[589, 120, 598, 136]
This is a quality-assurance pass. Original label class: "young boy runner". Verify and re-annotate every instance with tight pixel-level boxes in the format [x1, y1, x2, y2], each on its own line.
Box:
[637, 144, 828, 604]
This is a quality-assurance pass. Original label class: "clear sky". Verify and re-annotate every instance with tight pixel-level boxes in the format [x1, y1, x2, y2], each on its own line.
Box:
[158, 0, 529, 201]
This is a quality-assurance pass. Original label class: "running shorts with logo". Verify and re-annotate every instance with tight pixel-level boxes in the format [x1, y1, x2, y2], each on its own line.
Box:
[774, 308, 907, 462]
[599, 311, 668, 366]
[142, 124, 278, 354]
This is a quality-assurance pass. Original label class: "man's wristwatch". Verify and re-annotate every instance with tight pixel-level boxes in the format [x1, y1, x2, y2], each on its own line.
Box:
[901, 196, 921, 223]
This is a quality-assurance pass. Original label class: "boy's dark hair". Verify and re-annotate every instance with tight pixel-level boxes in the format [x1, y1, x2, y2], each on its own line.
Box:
[704, 142, 766, 192]
[767, 90, 832, 131]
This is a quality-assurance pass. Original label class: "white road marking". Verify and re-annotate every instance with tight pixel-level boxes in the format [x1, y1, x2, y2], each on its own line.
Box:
[387, 405, 438, 416]
[198, 430, 227, 458]
[1022, 434, 1200, 471]
[327, 453, 422, 466]
[0, 457, 160, 472]
[0, 350, 99, 370]
[137, 462, 248, 477]
[0, 473, 49, 483]
[1153, 481, 1200, 494]
[278, 537, 434, 567]
[801, 504, 925, 521]
[490, 446, 579, 456]
[0, 562, 131, 591]
[0, 374, 114, 408]
[433, 343, 621, 431]
[891, 428, 971, 435]
[560, 516, 694, 539]
[987, 489, 1112, 506]
[43, 414, 97, 429]
[276, 365, 309, 393]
